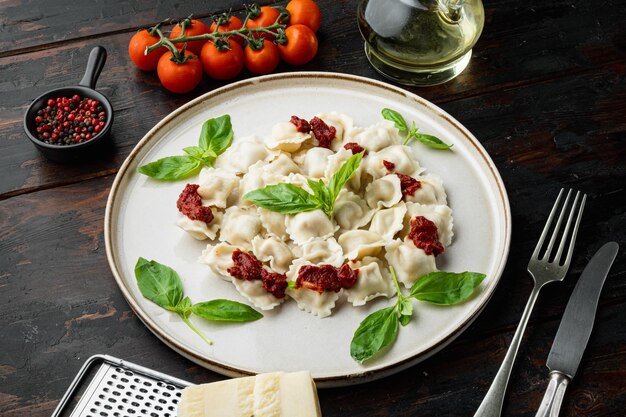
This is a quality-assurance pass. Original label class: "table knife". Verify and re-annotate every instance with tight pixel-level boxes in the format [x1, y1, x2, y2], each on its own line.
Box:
[535, 241, 619, 417]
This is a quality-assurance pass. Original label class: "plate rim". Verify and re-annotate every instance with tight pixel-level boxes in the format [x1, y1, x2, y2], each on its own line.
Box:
[104, 71, 511, 386]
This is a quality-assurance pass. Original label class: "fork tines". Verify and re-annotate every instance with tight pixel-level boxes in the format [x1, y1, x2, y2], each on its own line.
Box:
[532, 188, 587, 267]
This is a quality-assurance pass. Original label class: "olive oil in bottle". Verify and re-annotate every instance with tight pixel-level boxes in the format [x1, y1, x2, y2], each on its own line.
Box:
[357, 0, 484, 86]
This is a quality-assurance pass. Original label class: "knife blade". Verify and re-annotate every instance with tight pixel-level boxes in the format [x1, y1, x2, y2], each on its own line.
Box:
[535, 241, 619, 417]
[546, 241, 619, 378]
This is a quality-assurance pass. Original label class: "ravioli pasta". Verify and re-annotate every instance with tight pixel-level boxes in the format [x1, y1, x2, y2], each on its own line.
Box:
[176, 113, 454, 318]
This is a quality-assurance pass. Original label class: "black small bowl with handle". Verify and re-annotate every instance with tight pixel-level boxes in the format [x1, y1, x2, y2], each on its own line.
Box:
[23, 46, 114, 163]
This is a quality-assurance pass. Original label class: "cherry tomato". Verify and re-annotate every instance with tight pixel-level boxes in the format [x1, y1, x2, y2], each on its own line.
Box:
[128, 29, 167, 71]
[170, 19, 210, 55]
[200, 41, 244, 80]
[244, 40, 280, 75]
[245, 6, 281, 40]
[157, 51, 203, 94]
[209, 15, 245, 46]
[286, 0, 321, 32]
[278, 24, 318, 66]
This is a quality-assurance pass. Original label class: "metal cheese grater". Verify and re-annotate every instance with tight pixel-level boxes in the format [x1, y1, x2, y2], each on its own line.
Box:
[51, 354, 193, 417]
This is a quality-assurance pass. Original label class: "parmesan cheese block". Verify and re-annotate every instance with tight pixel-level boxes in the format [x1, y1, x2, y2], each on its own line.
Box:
[177, 371, 321, 417]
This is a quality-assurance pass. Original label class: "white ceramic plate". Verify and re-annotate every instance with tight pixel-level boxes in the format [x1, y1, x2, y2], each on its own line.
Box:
[105, 72, 510, 387]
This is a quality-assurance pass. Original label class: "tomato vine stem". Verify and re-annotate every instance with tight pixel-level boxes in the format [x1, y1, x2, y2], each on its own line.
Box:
[143, 6, 290, 63]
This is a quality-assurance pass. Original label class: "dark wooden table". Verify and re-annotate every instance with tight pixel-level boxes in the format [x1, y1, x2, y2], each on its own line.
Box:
[1, 1, 625, 416]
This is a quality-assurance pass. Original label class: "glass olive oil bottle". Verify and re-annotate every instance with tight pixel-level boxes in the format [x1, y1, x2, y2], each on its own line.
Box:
[358, 0, 484, 86]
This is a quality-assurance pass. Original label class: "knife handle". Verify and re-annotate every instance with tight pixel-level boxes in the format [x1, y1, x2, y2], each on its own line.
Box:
[535, 371, 570, 417]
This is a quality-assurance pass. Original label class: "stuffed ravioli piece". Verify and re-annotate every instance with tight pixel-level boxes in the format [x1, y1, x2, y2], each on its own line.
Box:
[384, 239, 437, 288]
[365, 174, 403, 209]
[368, 202, 407, 241]
[403, 202, 454, 247]
[251, 235, 294, 274]
[333, 189, 376, 231]
[200, 242, 239, 281]
[177, 210, 224, 240]
[403, 173, 448, 205]
[344, 257, 395, 306]
[324, 148, 367, 192]
[346, 120, 401, 152]
[197, 168, 240, 208]
[285, 259, 340, 318]
[214, 135, 275, 175]
[298, 238, 344, 266]
[233, 278, 286, 311]
[314, 112, 354, 151]
[285, 209, 339, 245]
[258, 208, 289, 241]
[219, 206, 262, 250]
[266, 121, 312, 153]
[366, 145, 423, 179]
[338, 230, 386, 260]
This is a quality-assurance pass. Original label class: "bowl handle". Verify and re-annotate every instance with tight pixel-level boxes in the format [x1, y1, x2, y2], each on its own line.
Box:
[79, 46, 107, 89]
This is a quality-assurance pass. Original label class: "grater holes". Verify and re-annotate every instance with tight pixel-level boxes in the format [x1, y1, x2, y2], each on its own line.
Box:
[175, 392, 181, 397]
[151, 413, 159, 417]
[158, 399, 166, 404]
[162, 391, 171, 397]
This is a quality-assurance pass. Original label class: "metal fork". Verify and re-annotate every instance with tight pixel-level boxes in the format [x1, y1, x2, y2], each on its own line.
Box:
[473, 188, 587, 417]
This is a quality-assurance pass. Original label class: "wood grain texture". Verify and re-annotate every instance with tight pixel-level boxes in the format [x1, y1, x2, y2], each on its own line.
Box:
[0, 0, 278, 57]
[1, 0, 625, 416]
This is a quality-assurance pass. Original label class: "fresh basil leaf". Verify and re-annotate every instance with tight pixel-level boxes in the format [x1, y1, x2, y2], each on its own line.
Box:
[397, 298, 413, 327]
[191, 299, 263, 322]
[410, 271, 486, 305]
[183, 146, 217, 160]
[382, 108, 409, 132]
[243, 183, 322, 214]
[307, 179, 332, 215]
[413, 133, 453, 150]
[350, 306, 399, 363]
[199, 115, 233, 155]
[138, 155, 202, 181]
[175, 296, 193, 319]
[134, 257, 184, 309]
[328, 152, 363, 202]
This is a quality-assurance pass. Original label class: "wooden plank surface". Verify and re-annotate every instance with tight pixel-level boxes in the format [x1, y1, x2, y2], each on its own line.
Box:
[1, 0, 625, 416]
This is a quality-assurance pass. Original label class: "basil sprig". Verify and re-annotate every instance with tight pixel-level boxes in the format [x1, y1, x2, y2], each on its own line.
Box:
[243, 151, 363, 217]
[138, 115, 234, 181]
[350, 267, 485, 363]
[135, 257, 262, 346]
[381, 108, 453, 150]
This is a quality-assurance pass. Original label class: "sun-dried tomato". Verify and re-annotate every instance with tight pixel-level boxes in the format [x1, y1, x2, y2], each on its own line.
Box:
[296, 264, 359, 293]
[261, 269, 288, 299]
[176, 184, 213, 223]
[344, 142, 367, 155]
[383, 160, 395, 171]
[227, 249, 287, 298]
[395, 173, 422, 197]
[309, 116, 336, 149]
[289, 115, 311, 133]
[407, 216, 444, 256]
[227, 249, 263, 281]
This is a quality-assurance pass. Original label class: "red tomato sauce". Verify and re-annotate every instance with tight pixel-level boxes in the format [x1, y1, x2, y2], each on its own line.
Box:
[407, 216, 444, 256]
[296, 264, 359, 294]
[176, 184, 214, 223]
[227, 249, 288, 298]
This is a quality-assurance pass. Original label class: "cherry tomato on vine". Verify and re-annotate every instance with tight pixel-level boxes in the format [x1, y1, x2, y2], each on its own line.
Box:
[170, 19, 210, 55]
[244, 40, 280, 75]
[286, 0, 321, 32]
[157, 51, 203, 94]
[278, 24, 318, 66]
[245, 6, 281, 40]
[128, 29, 167, 71]
[200, 41, 244, 80]
[209, 15, 245, 46]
